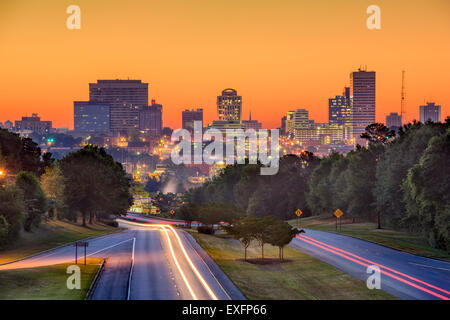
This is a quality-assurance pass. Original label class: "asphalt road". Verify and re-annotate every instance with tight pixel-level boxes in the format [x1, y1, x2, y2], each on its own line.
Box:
[290, 229, 450, 300]
[0, 220, 244, 300]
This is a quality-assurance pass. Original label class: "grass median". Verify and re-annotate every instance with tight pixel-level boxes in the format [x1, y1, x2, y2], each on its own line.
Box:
[288, 216, 450, 261]
[0, 258, 103, 300]
[187, 229, 394, 300]
[0, 219, 120, 264]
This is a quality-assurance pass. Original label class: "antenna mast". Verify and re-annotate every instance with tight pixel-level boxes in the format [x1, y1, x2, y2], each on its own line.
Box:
[400, 70, 406, 124]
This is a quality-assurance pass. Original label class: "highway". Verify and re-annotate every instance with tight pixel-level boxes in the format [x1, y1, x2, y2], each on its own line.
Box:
[290, 229, 450, 300]
[0, 219, 245, 300]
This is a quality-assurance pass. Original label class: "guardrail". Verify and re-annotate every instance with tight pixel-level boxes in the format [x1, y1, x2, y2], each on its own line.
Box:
[85, 259, 106, 300]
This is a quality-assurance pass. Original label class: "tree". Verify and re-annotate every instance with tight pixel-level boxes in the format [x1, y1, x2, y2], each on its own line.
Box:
[145, 176, 162, 193]
[361, 123, 395, 144]
[178, 203, 199, 228]
[59, 145, 133, 226]
[0, 185, 25, 244]
[40, 164, 66, 219]
[15, 171, 47, 231]
[267, 220, 303, 260]
[402, 127, 450, 251]
[222, 216, 260, 260]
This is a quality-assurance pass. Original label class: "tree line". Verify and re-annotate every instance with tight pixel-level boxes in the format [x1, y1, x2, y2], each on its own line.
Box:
[0, 128, 132, 247]
[184, 120, 450, 251]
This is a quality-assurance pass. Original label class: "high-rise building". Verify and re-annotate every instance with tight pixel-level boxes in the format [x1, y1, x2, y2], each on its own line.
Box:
[419, 102, 441, 123]
[74, 101, 110, 133]
[15, 113, 52, 134]
[294, 109, 311, 129]
[286, 111, 295, 137]
[329, 87, 352, 140]
[217, 88, 242, 122]
[350, 69, 376, 141]
[386, 112, 402, 129]
[280, 116, 287, 135]
[182, 108, 203, 132]
[140, 100, 163, 137]
[89, 79, 148, 133]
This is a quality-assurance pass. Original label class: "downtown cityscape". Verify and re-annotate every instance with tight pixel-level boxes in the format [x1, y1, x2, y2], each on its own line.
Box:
[0, 0, 449, 316]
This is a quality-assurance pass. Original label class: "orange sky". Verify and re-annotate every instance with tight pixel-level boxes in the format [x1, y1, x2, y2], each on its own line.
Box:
[0, 0, 449, 129]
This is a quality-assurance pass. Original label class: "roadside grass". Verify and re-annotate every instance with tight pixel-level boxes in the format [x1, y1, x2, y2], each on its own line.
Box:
[288, 215, 450, 261]
[0, 219, 121, 264]
[187, 229, 395, 300]
[0, 258, 103, 300]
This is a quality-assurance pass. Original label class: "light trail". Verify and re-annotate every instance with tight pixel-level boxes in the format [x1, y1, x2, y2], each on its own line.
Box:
[118, 219, 218, 300]
[296, 235, 449, 300]
[298, 234, 450, 296]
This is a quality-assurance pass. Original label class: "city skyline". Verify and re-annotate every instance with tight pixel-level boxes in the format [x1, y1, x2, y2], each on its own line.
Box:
[1, 0, 450, 129]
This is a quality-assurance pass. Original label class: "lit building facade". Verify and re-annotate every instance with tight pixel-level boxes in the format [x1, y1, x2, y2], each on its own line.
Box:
[182, 108, 203, 132]
[329, 87, 352, 139]
[350, 69, 376, 141]
[74, 101, 110, 133]
[89, 79, 148, 133]
[217, 88, 242, 122]
[14, 113, 52, 134]
[386, 112, 402, 129]
[140, 100, 163, 137]
[419, 102, 441, 123]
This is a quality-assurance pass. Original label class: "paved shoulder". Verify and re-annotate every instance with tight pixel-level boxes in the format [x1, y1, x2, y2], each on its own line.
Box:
[180, 230, 247, 300]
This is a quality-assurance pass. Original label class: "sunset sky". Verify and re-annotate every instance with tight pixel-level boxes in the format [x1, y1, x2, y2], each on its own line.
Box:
[1, 0, 449, 129]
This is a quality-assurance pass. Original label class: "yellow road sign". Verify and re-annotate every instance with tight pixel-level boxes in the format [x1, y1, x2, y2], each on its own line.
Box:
[170, 209, 175, 215]
[295, 209, 303, 217]
[333, 209, 343, 219]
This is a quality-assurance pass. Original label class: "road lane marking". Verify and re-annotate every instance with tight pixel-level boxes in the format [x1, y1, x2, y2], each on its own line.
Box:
[408, 262, 450, 272]
[298, 234, 450, 297]
[166, 226, 218, 300]
[86, 237, 135, 257]
[295, 235, 449, 300]
[119, 219, 219, 300]
[161, 226, 198, 300]
[127, 237, 136, 300]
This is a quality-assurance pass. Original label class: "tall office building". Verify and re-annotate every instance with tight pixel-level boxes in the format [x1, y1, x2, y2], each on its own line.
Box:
[182, 108, 203, 132]
[419, 102, 441, 123]
[294, 109, 311, 129]
[140, 100, 163, 137]
[280, 116, 287, 135]
[217, 88, 242, 122]
[15, 113, 52, 134]
[74, 101, 110, 133]
[329, 87, 352, 140]
[286, 111, 295, 137]
[386, 112, 402, 129]
[89, 79, 148, 133]
[350, 69, 376, 141]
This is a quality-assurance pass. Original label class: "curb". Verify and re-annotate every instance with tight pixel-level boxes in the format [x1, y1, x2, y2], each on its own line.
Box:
[0, 229, 125, 267]
[85, 259, 106, 300]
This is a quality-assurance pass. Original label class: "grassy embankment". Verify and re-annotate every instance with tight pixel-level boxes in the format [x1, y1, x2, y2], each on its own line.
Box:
[0, 219, 120, 264]
[0, 258, 103, 300]
[288, 215, 450, 261]
[187, 229, 395, 300]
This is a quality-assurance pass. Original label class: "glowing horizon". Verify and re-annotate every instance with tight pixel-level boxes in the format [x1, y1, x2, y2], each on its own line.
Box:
[1, 0, 449, 130]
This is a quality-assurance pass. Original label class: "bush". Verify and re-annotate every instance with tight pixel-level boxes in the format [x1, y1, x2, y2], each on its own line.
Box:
[197, 225, 215, 234]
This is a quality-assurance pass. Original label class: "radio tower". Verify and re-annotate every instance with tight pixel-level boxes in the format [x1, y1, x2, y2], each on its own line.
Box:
[400, 70, 406, 124]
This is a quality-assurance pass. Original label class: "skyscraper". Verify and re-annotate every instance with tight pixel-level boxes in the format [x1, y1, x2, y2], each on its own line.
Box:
[182, 108, 203, 132]
[419, 102, 441, 123]
[74, 101, 110, 133]
[350, 69, 376, 141]
[329, 87, 352, 140]
[217, 88, 242, 122]
[89, 79, 148, 133]
[386, 112, 402, 129]
[140, 100, 163, 137]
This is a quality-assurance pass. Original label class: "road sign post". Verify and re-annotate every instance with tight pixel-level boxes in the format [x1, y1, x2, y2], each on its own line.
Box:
[333, 209, 343, 232]
[74, 241, 89, 265]
[295, 209, 303, 228]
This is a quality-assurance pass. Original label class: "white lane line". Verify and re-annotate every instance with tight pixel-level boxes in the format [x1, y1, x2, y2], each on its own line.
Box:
[181, 231, 231, 300]
[409, 262, 450, 272]
[127, 237, 136, 300]
[161, 226, 198, 300]
[86, 238, 135, 257]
